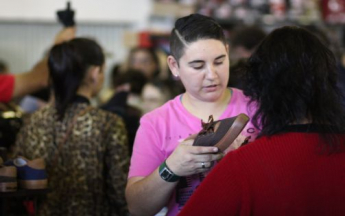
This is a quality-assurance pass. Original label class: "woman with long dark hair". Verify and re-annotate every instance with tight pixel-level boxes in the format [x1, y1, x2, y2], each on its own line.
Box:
[179, 26, 345, 216]
[15, 38, 129, 216]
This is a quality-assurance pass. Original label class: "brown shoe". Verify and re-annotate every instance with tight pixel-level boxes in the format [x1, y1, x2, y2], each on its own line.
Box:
[0, 165, 17, 192]
[193, 113, 249, 152]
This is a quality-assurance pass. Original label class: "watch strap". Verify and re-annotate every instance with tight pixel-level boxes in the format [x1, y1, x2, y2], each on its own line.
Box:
[159, 160, 180, 182]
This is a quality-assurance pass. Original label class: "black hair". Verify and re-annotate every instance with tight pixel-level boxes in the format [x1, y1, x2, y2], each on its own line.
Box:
[170, 13, 227, 62]
[48, 38, 104, 120]
[129, 47, 160, 78]
[244, 26, 345, 141]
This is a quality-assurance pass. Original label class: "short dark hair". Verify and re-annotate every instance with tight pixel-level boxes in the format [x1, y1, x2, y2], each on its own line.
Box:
[170, 13, 227, 62]
[244, 26, 345, 137]
[48, 38, 104, 120]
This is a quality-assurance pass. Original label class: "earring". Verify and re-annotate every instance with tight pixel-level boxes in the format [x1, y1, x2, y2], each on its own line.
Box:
[174, 74, 179, 77]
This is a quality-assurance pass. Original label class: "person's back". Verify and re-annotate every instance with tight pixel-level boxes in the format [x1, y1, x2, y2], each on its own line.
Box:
[212, 131, 345, 215]
[15, 38, 129, 216]
[180, 26, 345, 216]
[17, 101, 129, 215]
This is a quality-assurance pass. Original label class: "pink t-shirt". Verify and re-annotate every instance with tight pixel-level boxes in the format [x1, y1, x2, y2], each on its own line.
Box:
[129, 88, 258, 216]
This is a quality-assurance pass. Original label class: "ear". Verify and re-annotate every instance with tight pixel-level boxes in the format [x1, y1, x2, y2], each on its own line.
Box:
[89, 66, 101, 84]
[225, 44, 229, 54]
[167, 55, 180, 77]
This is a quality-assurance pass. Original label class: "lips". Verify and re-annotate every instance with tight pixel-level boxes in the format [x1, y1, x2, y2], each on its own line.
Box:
[205, 84, 217, 88]
[204, 84, 218, 92]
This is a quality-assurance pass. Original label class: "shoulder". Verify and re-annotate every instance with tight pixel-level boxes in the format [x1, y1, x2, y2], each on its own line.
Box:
[25, 105, 54, 124]
[89, 107, 126, 128]
[230, 88, 250, 102]
[225, 133, 298, 165]
[91, 107, 120, 120]
[228, 87, 257, 114]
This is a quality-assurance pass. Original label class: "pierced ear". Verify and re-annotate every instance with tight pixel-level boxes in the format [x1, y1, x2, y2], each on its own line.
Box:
[167, 55, 180, 77]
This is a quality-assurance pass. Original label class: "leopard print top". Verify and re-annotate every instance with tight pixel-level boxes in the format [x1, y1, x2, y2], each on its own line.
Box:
[15, 99, 129, 216]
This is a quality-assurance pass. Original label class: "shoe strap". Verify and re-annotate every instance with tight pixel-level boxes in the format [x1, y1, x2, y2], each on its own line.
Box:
[199, 115, 215, 135]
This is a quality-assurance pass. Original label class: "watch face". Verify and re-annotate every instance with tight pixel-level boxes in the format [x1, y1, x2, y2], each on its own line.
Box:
[160, 167, 173, 180]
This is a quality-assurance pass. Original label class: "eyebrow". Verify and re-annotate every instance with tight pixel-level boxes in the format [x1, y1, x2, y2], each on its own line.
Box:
[188, 54, 226, 65]
[188, 60, 204, 65]
[215, 55, 226, 60]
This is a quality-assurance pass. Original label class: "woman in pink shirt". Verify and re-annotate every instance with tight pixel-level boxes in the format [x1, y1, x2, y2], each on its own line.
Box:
[126, 14, 258, 216]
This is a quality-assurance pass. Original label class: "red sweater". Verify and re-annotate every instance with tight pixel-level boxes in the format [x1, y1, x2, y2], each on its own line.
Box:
[179, 126, 345, 216]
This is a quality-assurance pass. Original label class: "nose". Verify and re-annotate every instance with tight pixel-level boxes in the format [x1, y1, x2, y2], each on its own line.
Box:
[206, 64, 217, 80]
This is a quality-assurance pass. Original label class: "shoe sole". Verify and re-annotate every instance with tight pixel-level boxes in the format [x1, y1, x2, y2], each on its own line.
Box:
[0, 182, 18, 192]
[215, 113, 249, 152]
[19, 179, 48, 189]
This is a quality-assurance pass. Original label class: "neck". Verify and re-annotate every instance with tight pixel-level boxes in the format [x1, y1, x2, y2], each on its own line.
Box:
[76, 87, 93, 101]
[182, 89, 231, 121]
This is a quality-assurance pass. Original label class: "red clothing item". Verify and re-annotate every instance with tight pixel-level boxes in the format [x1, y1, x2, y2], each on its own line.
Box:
[179, 127, 345, 216]
[0, 74, 14, 102]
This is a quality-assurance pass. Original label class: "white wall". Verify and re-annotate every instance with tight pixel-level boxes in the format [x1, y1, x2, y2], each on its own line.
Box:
[0, 0, 153, 88]
[0, 0, 152, 25]
[0, 23, 129, 88]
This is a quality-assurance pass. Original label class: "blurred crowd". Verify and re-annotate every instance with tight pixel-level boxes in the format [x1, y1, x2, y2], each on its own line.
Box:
[0, 9, 345, 215]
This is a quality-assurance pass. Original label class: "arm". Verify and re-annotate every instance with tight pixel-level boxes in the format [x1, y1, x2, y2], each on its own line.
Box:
[126, 173, 178, 216]
[53, 27, 76, 45]
[125, 121, 222, 216]
[12, 27, 76, 100]
[105, 116, 130, 216]
[12, 58, 49, 99]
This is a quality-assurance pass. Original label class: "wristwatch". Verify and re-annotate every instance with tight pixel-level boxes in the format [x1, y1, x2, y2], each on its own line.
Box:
[159, 160, 180, 182]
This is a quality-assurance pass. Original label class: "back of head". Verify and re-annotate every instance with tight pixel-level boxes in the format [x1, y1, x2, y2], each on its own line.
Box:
[48, 38, 104, 119]
[231, 26, 267, 51]
[170, 13, 227, 62]
[128, 47, 160, 79]
[113, 69, 148, 95]
[244, 26, 345, 135]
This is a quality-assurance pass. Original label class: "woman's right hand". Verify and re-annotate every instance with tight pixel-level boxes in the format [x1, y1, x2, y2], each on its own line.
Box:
[165, 138, 223, 176]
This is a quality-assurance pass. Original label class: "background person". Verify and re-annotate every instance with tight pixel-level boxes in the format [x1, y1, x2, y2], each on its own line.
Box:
[227, 25, 267, 90]
[15, 38, 129, 216]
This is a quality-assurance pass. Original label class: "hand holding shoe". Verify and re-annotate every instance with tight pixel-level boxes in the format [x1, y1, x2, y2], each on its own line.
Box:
[165, 138, 223, 177]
